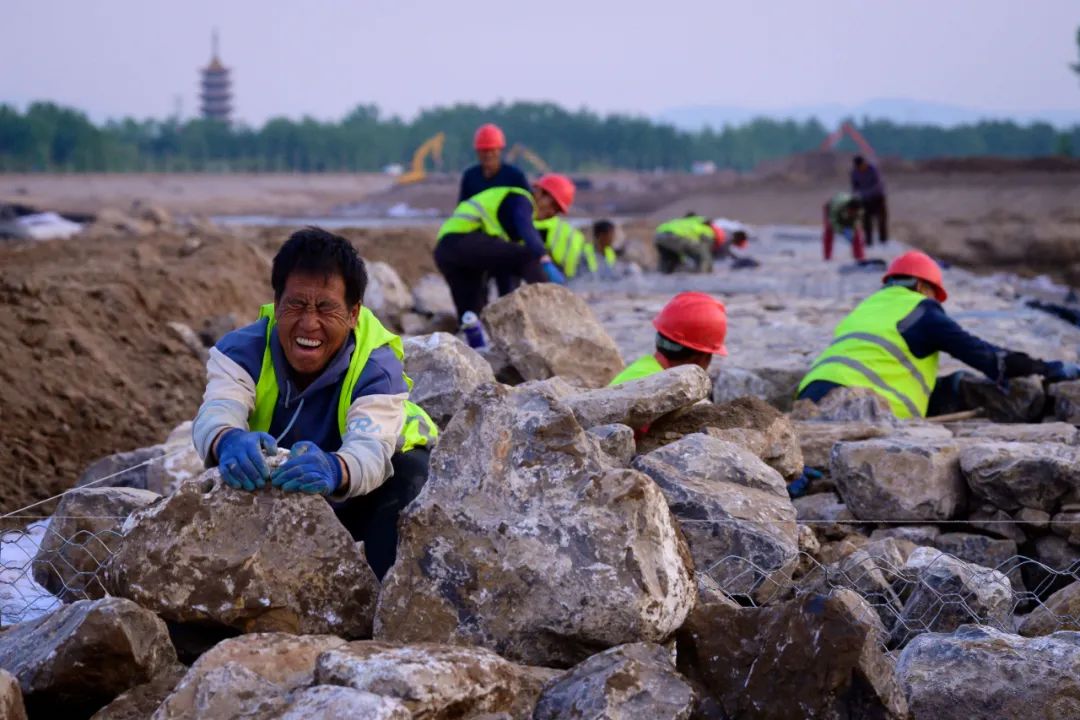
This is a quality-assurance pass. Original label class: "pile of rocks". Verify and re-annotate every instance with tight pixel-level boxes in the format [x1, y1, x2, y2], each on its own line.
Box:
[4, 282, 1080, 719]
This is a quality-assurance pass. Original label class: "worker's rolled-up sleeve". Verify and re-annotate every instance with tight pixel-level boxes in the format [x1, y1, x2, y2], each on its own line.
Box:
[192, 347, 257, 465]
[332, 392, 407, 500]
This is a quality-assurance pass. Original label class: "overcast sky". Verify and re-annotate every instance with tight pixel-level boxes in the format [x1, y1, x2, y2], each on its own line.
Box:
[3, 0, 1078, 125]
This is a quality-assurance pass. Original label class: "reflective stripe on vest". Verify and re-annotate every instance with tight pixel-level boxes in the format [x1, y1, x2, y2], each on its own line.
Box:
[538, 217, 589, 278]
[609, 354, 664, 386]
[797, 286, 939, 418]
[248, 303, 438, 452]
[655, 215, 712, 243]
[438, 186, 533, 240]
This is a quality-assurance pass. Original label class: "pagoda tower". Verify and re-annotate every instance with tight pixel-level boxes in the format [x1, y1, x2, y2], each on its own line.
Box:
[199, 31, 233, 123]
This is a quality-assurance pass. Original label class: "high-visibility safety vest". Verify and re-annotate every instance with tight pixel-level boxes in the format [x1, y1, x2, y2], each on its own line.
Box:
[609, 354, 665, 386]
[249, 304, 438, 452]
[655, 215, 714, 244]
[437, 186, 534, 240]
[585, 244, 617, 270]
[797, 286, 939, 419]
[535, 217, 586, 277]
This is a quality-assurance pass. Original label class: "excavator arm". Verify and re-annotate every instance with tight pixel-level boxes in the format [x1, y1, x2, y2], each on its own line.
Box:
[505, 143, 552, 175]
[396, 132, 445, 185]
[820, 122, 876, 160]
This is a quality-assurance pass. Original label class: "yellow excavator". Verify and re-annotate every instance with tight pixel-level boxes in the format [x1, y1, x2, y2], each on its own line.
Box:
[505, 143, 552, 175]
[396, 132, 445, 185]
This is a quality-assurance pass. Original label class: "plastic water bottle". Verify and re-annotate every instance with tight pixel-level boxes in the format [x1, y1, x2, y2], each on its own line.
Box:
[461, 311, 487, 349]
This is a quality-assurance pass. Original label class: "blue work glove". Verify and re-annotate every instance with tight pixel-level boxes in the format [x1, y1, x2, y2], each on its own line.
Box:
[840, 228, 855, 243]
[270, 441, 343, 495]
[217, 429, 278, 491]
[786, 466, 822, 499]
[541, 260, 567, 285]
[1044, 361, 1080, 383]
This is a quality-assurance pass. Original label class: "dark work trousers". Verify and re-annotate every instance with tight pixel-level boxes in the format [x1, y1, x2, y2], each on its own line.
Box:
[434, 231, 545, 319]
[822, 204, 866, 261]
[861, 194, 888, 245]
[332, 448, 430, 579]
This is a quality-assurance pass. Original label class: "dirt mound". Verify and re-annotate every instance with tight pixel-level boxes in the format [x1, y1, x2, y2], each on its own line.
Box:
[0, 225, 434, 515]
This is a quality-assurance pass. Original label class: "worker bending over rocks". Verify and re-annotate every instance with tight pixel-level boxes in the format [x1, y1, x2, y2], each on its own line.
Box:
[192, 227, 438, 578]
[798, 250, 1080, 418]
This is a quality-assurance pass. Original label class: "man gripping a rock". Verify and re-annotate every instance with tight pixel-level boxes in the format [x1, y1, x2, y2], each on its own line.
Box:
[192, 227, 438, 578]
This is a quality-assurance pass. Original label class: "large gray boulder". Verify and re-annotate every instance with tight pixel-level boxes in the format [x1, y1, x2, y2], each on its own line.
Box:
[403, 332, 495, 427]
[152, 633, 347, 720]
[273, 686, 410, 719]
[932, 532, 1023, 591]
[104, 468, 379, 638]
[959, 441, 1080, 513]
[678, 589, 908, 720]
[533, 643, 695, 720]
[375, 382, 695, 667]
[314, 642, 554, 719]
[1050, 379, 1080, 424]
[897, 626, 1080, 719]
[794, 420, 889, 469]
[831, 439, 965, 521]
[1020, 581, 1080, 636]
[32, 487, 159, 602]
[0, 597, 177, 718]
[894, 547, 1014, 645]
[793, 492, 855, 540]
[950, 421, 1080, 444]
[89, 664, 185, 720]
[411, 272, 456, 318]
[633, 434, 798, 600]
[562, 365, 711, 429]
[790, 385, 896, 422]
[711, 364, 807, 411]
[365, 260, 412, 329]
[481, 283, 624, 387]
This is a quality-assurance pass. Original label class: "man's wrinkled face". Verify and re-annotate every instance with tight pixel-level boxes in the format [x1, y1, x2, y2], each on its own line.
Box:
[477, 148, 501, 175]
[275, 271, 358, 379]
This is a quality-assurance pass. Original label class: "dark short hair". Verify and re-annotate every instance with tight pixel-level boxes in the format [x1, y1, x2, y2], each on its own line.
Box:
[853, 155, 865, 166]
[593, 219, 615, 236]
[732, 230, 748, 243]
[271, 227, 368, 307]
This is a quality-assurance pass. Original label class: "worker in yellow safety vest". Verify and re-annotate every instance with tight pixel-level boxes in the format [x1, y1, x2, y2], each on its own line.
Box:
[191, 228, 438, 579]
[534, 217, 616, 279]
[654, 214, 726, 273]
[434, 174, 576, 320]
[797, 251, 1080, 418]
[610, 292, 728, 385]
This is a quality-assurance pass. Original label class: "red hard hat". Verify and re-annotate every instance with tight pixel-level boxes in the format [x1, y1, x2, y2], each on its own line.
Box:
[883, 250, 948, 302]
[534, 174, 576, 213]
[653, 292, 728, 355]
[711, 223, 727, 247]
[473, 123, 506, 151]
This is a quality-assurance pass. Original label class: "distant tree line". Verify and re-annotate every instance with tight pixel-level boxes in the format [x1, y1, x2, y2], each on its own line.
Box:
[1, 100, 1079, 173]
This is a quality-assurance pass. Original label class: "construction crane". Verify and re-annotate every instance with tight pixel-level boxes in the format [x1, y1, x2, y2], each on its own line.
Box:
[820, 122, 876, 161]
[505, 143, 552, 175]
[396, 132, 445, 185]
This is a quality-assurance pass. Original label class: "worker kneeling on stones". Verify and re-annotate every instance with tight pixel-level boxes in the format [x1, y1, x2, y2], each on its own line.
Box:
[434, 173, 576, 320]
[609, 291, 728, 385]
[797, 250, 1080, 419]
[654, 214, 726, 274]
[192, 227, 438, 578]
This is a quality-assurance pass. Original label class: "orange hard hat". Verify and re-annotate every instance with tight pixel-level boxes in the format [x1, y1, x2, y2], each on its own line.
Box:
[653, 292, 728, 355]
[534, 174, 576, 213]
[883, 251, 947, 302]
[473, 123, 506, 151]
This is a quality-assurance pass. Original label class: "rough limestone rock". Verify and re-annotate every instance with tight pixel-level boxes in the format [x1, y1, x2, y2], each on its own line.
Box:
[793, 492, 855, 540]
[403, 332, 495, 427]
[1016, 506, 1052, 530]
[959, 441, 1080, 512]
[1020, 581, 1080, 636]
[950, 421, 1080, 444]
[894, 547, 1013, 645]
[794, 420, 890, 469]
[145, 422, 204, 496]
[1027, 535, 1080, 599]
[481, 284, 624, 387]
[639, 396, 803, 479]
[965, 504, 1026, 543]
[932, 532, 1023, 591]
[804, 545, 907, 632]
[375, 382, 695, 667]
[562, 365, 711, 429]
[153, 633, 346, 720]
[32, 487, 159, 602]
[897, 626, 1080, 720]
[0, 669, 26, 720]
[153, 663, 288, 719]
[274, 686, 410, 719]
[104, 471, 379, 638]
[678, 589, 907, 720]
[870, 526, 941, 547]
[955, 373, 1046, 422]
[831, 439, 965, 521]
[90, 664, 185, 720]
[76, 445, 164, 491]
[411, 272, 456, 318]
[711, 364, 806, 411]
[0, 597, 177, 717]
[365, 260, 413, 328]
[1049, 379, 1080, 424]
[587, 424, 636, 467]
[633, 434, 798, 599]
[533, 643, 695, 720]
[790, 385, 896, 422]
[1052, 510, 1080, 545]
[314, 642, 553, 719]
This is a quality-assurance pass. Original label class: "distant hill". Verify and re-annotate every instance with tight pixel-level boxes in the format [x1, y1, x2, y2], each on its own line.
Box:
[659, 98, 1080, 130]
